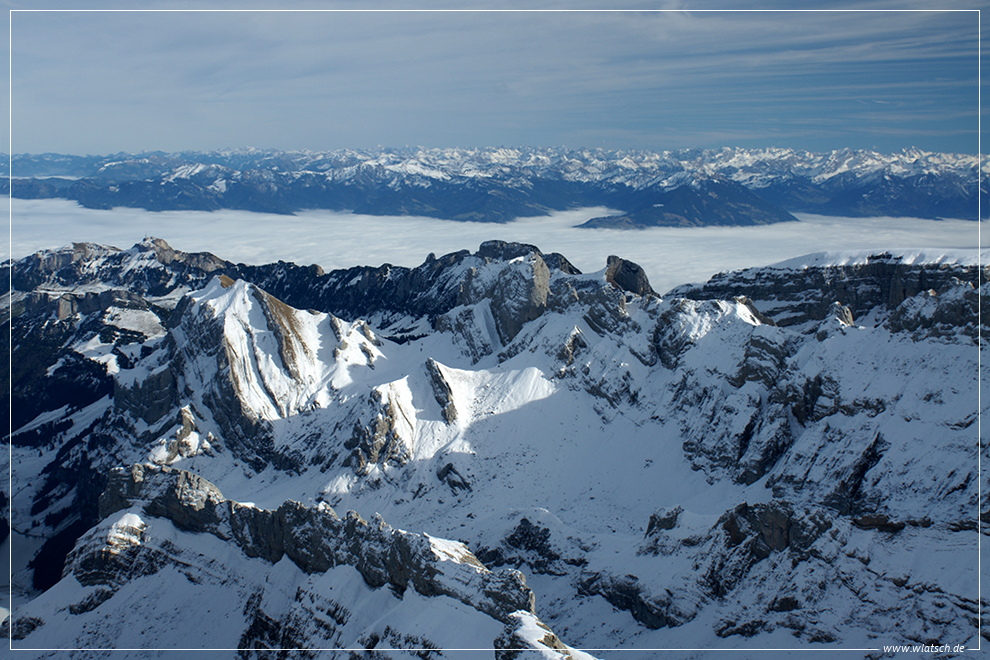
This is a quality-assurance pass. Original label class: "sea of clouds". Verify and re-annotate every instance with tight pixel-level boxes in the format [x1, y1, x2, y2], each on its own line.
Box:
[6, 198, 985, 295]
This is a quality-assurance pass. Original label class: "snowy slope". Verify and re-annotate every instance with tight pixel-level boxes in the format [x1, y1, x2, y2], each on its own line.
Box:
[2, 238, 986, 656]
[10, 464, 589, 658]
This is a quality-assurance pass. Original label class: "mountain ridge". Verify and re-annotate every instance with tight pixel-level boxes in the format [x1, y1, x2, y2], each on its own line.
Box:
[3, 237, 986, 656]
[3, 145, 982, 224]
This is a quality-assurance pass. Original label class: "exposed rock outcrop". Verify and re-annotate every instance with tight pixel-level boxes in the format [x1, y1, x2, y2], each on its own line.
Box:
[605, 255, 656, 297]
[672, 254, 988, 329]
[344, 388, 413, 474]
[97, 464, 537, 625]
[6, 237, 984, 653]
[886, 279, 986, 341]
[113, 363, 177, 424]
[426, 358, 458, 424]
[706, 501, 833, 598]
[578, 572, 693, 630]
[459, 249, 552, 345]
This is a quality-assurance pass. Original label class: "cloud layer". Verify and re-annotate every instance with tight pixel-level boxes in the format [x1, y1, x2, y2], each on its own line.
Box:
[8, 199, 984, 295]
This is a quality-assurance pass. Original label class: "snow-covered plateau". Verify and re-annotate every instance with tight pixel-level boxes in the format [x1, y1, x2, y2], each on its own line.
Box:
[1, 236, 986, 658]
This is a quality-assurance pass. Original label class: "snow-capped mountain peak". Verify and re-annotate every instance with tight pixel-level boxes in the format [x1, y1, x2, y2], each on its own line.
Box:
[3, 237, 986, 655]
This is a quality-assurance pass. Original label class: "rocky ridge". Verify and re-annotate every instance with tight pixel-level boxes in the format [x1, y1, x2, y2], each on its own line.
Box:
[2, 237, 986, 656]
[11, 463, 586, 657]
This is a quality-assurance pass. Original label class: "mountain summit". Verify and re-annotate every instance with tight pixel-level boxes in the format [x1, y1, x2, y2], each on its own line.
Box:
[3, 238, 986, 655]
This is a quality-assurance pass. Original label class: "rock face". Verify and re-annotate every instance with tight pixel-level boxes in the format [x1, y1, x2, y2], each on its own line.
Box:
[604, 255, 655, 296]
[94, 464, 537, 623]
[578, 572, 693, 630]
[670, 251, 988, 331]
[709, 501, 833, 594]
[235, 239, 578, 342]
[9, 465, 579, 656]
[459, 249, 552, 344]
[113, 363, 177, 425]
[426, 358, 458, 424]
[343, 388, 413, 474]
[3, 237, 986, 656]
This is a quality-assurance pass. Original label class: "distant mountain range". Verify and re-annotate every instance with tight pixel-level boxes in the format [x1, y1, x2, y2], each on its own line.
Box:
[3, 146, 984, 225]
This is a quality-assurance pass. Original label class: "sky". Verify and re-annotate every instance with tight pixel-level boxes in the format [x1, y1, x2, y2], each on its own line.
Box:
[1, 1, 985, 156]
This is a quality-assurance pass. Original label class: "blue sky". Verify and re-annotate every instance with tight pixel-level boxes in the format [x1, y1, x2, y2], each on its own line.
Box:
[2, 1, 985, 155]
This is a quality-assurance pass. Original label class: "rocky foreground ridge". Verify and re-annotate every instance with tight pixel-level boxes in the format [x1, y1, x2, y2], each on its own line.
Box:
[2, 238, 988, 657]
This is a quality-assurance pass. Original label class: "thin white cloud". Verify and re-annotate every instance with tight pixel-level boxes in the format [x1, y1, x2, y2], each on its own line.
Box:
[5, 6, 981, 154]
[7, 199, 984, 296]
